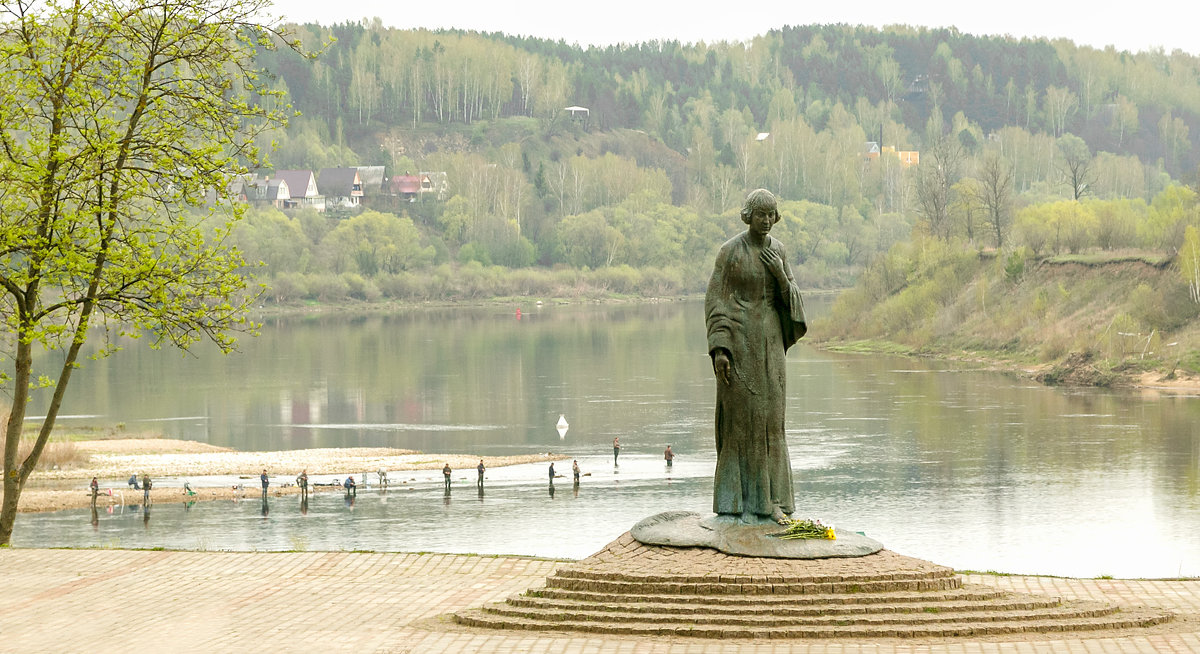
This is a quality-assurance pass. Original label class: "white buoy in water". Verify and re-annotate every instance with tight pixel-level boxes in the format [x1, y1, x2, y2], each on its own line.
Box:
[556, 414, 569, 438]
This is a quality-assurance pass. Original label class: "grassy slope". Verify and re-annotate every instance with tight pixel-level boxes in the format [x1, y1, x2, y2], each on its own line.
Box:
[814, 246, 1200, 386]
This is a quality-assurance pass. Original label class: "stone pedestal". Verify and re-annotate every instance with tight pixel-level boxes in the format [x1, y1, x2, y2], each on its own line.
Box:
[452, 530, 1174, 639]
[630, 510, 883, 559]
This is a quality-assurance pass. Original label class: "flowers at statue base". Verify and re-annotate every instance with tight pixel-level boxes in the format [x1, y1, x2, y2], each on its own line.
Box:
[780, 518, 836, 540]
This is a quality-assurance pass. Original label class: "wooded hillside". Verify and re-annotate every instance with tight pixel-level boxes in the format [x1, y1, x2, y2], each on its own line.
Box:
[233, 22, 1200, 312]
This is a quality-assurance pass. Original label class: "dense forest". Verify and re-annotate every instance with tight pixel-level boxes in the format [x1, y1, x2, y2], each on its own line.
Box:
[234, 22, 1200, 312]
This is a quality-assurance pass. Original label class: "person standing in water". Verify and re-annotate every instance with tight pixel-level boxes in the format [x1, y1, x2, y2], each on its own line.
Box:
[296, 470, 308, 500]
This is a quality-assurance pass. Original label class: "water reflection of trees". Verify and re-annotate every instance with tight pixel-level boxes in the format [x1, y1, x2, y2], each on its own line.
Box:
[796, 353, 1199, 496]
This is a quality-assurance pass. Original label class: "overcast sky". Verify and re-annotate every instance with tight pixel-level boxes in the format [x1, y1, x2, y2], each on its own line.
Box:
[274, 0, 1197, 55]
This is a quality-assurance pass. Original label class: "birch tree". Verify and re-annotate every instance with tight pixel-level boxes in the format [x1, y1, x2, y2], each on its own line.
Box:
[1179, 225, 1200, 304]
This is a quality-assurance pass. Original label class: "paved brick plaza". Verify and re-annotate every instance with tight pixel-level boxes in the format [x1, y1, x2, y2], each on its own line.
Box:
[0, 548, 1197, 653]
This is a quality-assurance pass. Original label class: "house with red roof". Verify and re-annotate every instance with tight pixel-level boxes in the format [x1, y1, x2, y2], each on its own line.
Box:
[388, 173, 421, 200]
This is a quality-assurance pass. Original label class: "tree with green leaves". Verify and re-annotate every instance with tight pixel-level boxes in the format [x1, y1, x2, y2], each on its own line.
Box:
[0, 0, 303, 545]
[557, 210, 623, 269]
[321, 211, 435, 274]
[1143, 184, 1199, 253]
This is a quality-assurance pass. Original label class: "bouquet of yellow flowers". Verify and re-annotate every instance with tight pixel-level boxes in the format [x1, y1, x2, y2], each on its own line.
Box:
[780, 518, 836, 540]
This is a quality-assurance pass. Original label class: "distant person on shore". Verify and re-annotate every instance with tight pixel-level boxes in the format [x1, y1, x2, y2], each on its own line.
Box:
[664, 445, 674, 468]
[442, 463, 452, 492]
[344, 475, 356, 497]
[128, 474, 140, 490]
[90, 477, 99, 498]
[572, 460, 580, 484]
[142, 474, 152, 504]
[260, 469, 269, 495]
[476, 459, 485, 489]
[613, 437, 620, 466]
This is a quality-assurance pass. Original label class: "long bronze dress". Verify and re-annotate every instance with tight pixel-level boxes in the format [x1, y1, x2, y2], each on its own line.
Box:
[705, 232, 806, 517]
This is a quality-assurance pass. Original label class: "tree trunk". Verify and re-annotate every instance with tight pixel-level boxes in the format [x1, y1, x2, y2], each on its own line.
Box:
[0, 475, 21, 545]
[1, 329, 87, 545]
[1, 336, 34, 546]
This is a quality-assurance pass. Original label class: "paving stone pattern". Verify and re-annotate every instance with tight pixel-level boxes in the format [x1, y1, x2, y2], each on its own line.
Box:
[453, 533, 1175, 639]
[1, 543, 1198, 653]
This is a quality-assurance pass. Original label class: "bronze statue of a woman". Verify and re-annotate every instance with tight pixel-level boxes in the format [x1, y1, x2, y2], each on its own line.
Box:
[705, 189, 806, 524]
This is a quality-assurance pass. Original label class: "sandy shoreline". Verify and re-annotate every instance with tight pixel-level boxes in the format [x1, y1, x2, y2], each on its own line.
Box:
[19, 439, 564, 514]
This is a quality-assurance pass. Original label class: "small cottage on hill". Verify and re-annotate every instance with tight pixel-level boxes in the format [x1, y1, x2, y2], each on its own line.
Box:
[388, 173, 421, 200]
[319, 167, 365, 209]
[245, 178, 291, 209]
[274, 170, 325, 211]
[355, 166, 385, 197]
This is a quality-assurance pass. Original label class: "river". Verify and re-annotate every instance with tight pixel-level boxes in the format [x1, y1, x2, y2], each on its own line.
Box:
[14, 299, 1200, 578]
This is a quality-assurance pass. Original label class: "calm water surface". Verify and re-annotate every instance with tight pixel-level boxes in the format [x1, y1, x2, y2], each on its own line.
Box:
[15, 300, 1200, 578]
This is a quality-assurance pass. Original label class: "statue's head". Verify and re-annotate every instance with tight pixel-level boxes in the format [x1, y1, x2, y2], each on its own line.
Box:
[740, 188, 780, 225]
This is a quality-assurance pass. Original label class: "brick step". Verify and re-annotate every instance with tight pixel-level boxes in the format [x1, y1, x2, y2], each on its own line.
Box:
[453, 607, 1175, 639]
[529, 583, 1007, 606]
[543, 575, 961, 595]
[506, 593, 1063, 616]
[481, 601, 1117, 627]
[553, 566, 956, 585]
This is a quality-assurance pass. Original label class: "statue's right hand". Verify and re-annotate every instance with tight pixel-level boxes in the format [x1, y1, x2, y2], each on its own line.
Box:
[713, 350, 732, 385]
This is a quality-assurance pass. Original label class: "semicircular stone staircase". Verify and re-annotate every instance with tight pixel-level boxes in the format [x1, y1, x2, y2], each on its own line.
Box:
[453, 532, 1174, 639]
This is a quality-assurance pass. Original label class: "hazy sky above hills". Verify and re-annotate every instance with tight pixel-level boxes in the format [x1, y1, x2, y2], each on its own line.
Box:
[276, 0, 1197, 55]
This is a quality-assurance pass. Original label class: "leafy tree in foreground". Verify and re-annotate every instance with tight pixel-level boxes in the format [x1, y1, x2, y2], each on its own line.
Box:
[0, 0, 302, 545]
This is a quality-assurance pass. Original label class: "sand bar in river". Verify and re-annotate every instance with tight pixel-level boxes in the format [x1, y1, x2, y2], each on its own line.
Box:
[18, 438, 563, 513]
